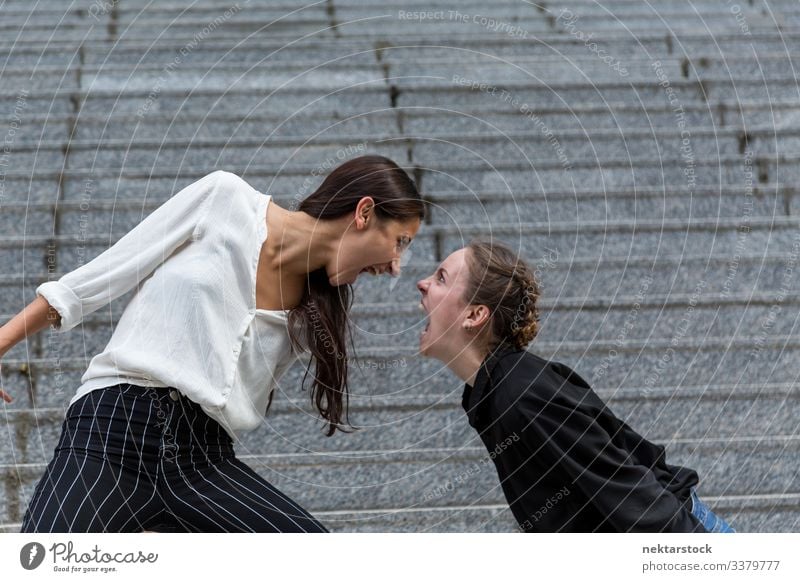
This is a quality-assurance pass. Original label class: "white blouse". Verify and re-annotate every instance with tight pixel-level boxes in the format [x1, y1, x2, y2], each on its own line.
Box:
[36, 170, 306, 441]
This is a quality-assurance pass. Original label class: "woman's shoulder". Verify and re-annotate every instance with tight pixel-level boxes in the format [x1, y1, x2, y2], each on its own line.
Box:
[491, 349, 595, 409]
[199, 170, 268, 230]
[204, 170, 264, 204]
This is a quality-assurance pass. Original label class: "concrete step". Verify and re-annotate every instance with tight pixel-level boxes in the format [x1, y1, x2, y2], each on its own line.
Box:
[425, 185, 787, 222]
[0, 85, 392, 117]
[10, 53, 799, 89]
[399, 103, 800, 132]
[386, 54, 800, 84]
[4, 111, 405, 146]
[395, 76, 800, 109]
[9, 128, 798, 171]
[318, 504, 519, 533]
[4, 29, 800, 56]
[0, 152, 788, 193]
[2, 182, 788, 239]
[407, 129, 792, 164]
[79, 63, 386, 92]
[5, 72, 798, 118]
[318, 492, 800, 532]
[62, 140, 407, 173]
[416, 154, 795, 190]
[8, 100, 800, 151]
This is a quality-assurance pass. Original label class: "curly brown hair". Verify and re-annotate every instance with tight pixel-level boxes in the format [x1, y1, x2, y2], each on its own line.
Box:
[462, 239, 541, 351]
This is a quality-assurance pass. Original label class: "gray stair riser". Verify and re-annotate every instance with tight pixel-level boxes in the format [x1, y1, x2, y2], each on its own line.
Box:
[413, 135, 790, 161]
[428, 192, 784, 222]
[4, 28, 109, 42]
[67, 142, 408, 171]
[323, 506, 519, 533]
[77, 89, 391, 117]
[396, 80, 800, 108]
[52, 134, 777, 165]
[2, 149, 64, 171]
[81, 68, 384, 92]
[322, 504, 795, 533]
[21, 129, 800, 159]
[0, 71, 80, 91]
[402, 105, 798, 130]
[59, 107, 800, 140]
[52, 171, 394, 202]
[71, 113, 402, 141]
[419, 161, 789, 191]
[82, 46, 379, 67]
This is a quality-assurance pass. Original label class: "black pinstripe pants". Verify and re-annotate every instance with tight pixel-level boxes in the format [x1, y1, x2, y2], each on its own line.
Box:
[20, 383, 329, 533]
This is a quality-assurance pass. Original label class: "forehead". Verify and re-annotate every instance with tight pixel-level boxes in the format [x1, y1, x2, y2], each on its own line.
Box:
[440, 248, 468, 273]
[385, 216, 421, 234]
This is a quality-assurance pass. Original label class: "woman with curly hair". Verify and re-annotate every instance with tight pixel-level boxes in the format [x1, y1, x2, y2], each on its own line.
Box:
[415, 239, 736, 533]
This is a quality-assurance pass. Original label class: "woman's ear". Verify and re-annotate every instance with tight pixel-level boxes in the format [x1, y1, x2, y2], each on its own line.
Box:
[355, 196, 375, 229]
[464, 305, 491, 330]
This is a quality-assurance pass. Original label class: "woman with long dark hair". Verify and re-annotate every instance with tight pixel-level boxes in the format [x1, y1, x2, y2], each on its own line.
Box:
[416, 239, 736, 533]
[0, 154, 424, 532]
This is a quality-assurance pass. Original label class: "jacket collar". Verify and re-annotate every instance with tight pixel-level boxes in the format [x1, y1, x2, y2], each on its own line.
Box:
[462, 342, 520, 429]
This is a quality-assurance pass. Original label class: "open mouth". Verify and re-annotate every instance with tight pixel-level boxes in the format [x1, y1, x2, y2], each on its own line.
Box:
[419, 301, 430, 338]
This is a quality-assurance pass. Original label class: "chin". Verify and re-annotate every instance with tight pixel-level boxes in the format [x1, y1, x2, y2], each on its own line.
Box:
[328, 273, 352, 286]
[419, 338, 438, 360]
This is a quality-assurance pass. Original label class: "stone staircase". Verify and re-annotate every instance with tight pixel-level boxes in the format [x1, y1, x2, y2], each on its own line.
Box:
[1, 0, 799, 532]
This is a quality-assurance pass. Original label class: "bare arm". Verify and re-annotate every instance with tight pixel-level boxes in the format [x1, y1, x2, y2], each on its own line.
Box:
[0, 295, 61, 403]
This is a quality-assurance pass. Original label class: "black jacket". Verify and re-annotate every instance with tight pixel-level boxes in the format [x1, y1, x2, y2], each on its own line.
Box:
[461, 344, 707, 532]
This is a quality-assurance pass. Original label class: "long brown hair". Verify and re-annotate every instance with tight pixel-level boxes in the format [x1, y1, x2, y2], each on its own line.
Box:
[277, 155, 425, 436]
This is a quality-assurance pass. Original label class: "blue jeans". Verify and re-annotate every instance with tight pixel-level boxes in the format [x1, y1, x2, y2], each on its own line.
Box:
[689, 487, 736, 533]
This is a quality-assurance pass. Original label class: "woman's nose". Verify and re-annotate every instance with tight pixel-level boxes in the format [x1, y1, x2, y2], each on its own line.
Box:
[416, 279, 427, 293]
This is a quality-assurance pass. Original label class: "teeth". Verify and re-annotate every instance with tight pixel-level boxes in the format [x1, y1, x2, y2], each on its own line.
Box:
[418, 302, 425, 313]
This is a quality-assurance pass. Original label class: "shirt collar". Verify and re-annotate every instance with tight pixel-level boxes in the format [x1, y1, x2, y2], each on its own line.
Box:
[461, 342, 520, 429]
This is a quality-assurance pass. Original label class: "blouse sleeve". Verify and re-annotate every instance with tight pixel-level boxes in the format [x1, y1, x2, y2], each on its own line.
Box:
[494, 366, 706, 533]
[36, 171, 225, 332]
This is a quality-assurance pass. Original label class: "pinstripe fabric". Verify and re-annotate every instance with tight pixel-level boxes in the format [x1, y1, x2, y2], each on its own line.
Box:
[19, 384, 329, 533]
